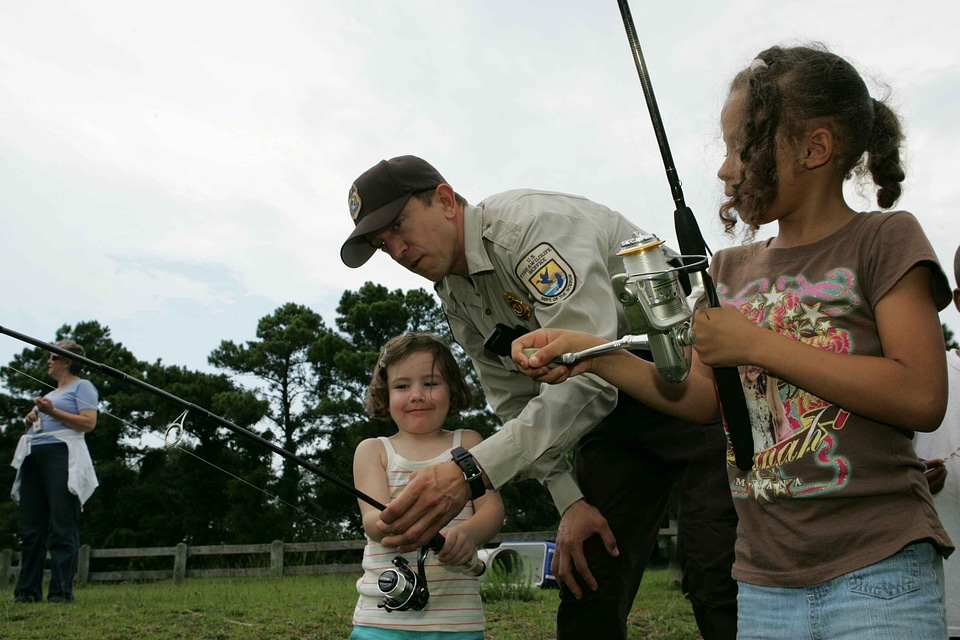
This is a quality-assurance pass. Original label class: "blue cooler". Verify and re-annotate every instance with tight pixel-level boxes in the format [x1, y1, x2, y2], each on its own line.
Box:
[481, 541, 557, 588]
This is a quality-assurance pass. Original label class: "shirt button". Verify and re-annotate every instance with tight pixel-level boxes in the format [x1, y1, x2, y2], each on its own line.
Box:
[484, 309, 492, 315]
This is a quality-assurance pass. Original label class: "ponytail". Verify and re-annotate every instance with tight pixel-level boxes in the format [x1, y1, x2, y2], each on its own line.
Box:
[865, 98, 906, 209]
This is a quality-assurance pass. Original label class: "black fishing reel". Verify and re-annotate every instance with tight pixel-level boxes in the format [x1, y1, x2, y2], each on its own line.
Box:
[378, 544, 431, 612]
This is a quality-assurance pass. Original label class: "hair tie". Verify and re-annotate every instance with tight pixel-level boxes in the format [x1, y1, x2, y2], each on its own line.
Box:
[749, 58, 768, 72]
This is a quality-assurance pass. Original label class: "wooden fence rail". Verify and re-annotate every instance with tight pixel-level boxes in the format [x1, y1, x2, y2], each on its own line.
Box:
[1, 527, 678, 587]
[0, 531, 555, 587]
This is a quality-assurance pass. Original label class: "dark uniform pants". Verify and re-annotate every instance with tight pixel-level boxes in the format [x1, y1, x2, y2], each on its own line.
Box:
[557, 392, 738, 640]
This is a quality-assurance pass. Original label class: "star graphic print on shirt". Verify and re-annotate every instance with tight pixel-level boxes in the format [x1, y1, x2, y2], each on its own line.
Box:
[723, 271, 854, 502]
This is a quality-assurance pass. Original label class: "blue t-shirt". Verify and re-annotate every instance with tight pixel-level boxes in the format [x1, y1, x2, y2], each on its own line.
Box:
[33, 378, 99, 445]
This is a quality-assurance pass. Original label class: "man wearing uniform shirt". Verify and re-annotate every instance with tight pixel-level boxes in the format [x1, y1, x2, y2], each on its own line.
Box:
[339, 155, 737, 640]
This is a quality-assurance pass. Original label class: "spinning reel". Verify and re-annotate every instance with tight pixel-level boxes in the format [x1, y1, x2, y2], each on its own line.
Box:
[377, 544, 433, 612]
[611, 232, 707, 382]
[376, 534, 485, 612]
[545, 232, 707, 383]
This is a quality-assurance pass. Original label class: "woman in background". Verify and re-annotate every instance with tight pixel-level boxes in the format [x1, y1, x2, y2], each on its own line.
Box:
[12, 339, 98, 604]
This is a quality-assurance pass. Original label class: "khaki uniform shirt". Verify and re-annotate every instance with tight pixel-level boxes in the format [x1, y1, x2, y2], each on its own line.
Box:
[435, 189, 646, 513]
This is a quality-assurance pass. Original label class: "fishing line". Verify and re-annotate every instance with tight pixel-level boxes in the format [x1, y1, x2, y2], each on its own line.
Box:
[0, 324, 386, 509]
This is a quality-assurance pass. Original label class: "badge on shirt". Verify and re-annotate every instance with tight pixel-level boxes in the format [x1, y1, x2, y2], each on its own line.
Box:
[515, 243, 576, 304]
[503, 291, 532, 320]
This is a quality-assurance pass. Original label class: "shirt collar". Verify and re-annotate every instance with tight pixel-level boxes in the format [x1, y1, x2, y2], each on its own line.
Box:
[462, 203, 495, 276]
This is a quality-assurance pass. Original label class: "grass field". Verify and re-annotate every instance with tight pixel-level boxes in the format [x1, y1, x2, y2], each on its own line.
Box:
[1, 567, 701, 639]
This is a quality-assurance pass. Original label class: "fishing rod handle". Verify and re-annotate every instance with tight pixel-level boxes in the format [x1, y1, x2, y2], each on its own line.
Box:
[426, 534, 486, 576]
[463, 550, 487, 577]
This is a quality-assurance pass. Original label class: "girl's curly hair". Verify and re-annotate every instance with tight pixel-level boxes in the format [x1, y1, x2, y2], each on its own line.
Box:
[720, 44, 905, 237]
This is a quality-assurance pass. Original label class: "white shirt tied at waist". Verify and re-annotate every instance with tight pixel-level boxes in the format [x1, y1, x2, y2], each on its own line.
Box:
[11, 429, 99, 506]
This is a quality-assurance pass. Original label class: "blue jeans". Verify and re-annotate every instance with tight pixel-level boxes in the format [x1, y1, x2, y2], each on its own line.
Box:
[14, 443, 81, 603]
[738, 542, 947, 640]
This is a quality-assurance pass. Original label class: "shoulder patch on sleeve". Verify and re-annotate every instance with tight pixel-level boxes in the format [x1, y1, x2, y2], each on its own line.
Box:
[515, 242, 576, 304]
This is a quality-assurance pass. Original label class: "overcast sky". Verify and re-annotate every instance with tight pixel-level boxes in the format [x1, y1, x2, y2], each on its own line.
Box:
[2, 0, 958, 378]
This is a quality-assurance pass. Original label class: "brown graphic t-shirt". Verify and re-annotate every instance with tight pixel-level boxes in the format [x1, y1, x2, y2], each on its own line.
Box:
[712, 211, 953, 587]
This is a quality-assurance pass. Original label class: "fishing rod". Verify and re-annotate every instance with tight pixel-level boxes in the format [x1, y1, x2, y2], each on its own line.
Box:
[0, 324, 483, 611]
[2, 324, 378, 507]
[615, 0, 755, 470]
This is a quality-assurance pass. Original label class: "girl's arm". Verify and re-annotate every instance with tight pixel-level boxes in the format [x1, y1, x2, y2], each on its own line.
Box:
[353, 438, 391, 542]
[511, 328, 720, 423]
[437, 430, 506, 567]
[695, 265, 947, 431]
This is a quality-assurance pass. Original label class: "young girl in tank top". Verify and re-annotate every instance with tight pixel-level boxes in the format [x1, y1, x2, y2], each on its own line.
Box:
[352, 332, 504, 639]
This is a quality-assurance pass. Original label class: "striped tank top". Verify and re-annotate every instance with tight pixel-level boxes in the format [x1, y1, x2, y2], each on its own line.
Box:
[352, 429, 485, 633]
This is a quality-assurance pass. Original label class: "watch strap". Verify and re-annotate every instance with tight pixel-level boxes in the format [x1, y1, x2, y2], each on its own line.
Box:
[451, 446, 486, 500]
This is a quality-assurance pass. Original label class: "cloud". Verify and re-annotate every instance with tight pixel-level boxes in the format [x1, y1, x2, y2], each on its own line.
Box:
[2, 0, 958, 372]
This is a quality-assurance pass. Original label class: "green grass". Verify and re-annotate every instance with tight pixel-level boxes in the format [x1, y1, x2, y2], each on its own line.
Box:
[479, 554, 539, 603]
[1, 567, 700, 639]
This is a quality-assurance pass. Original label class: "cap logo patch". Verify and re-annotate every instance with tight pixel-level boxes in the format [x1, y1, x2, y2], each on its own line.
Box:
[348, 184, 362, 221]
[515, 243, 575, 304]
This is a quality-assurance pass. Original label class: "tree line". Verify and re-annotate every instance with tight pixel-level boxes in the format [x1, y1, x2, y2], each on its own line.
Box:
[0, 283, 558, 551]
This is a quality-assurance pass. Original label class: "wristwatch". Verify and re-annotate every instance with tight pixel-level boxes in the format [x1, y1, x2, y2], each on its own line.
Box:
[451, 446, 486, 500]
